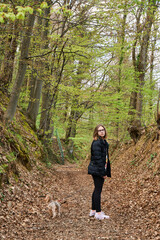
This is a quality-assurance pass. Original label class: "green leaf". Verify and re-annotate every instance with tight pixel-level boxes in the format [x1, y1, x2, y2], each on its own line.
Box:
[0, 15, 4, 23]
[15, 6, 24, 12]
[37, 8, 42, 15]
[0, 3, 7, 11]
[5, 12, 16, 21]
[16, 12, 25, 20]
[40, 2, 48, 9]
[25, 6, 33, 14]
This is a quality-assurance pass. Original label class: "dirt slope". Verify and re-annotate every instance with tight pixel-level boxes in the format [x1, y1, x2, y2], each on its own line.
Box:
[0, 143, 159, 240]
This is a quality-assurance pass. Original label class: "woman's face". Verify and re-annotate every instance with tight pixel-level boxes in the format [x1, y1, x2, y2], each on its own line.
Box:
[97, 126, 105, 138]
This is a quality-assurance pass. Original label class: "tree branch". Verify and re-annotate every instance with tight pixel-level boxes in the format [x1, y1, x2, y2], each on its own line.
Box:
[25, 50, 89, 59]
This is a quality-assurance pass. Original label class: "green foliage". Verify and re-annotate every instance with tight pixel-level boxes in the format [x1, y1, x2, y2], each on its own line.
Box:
[0, 164, 8, 174]
[146, 153, 157, 168]
[16, 6, 33, 19]
[3, 12, 15, 21]
[1, 0, 159, 161]
[40, 2, 48, 9]
[0, 193, 5, 202]
[37, 8, 42, 15]
[6, 152, 16, 163]
[0, 3, 7, 11]
[0, 2, 48, 22]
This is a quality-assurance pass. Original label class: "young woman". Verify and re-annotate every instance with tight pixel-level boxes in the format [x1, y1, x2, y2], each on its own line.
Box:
[88, 124, 111, 220]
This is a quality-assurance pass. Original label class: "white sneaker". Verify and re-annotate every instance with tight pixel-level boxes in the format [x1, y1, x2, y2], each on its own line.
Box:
[95, 212, 110, 220]
[101, 211, 105, 215]
[89, 210, 96, 217]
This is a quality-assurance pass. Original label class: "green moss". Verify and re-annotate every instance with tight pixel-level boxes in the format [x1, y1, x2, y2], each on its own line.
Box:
[6, 152, 16, 162]
[12, 173, 19, 182]
[0, 164, 8, 173]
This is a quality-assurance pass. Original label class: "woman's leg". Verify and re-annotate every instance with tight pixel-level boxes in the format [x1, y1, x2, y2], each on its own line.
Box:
[92, 175, 104, 212]
[91, 189, 96, 211]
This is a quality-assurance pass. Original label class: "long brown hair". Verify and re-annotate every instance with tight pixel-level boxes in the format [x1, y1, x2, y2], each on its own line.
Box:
[93, 124, 107, 140]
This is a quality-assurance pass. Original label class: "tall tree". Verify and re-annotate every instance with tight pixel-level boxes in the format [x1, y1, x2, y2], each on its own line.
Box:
[4, 12, 36, 121]
[129, 0, 158, 120]
[27, 6, 50, 128]
[39, 0, 96, 140]
[115, 1, 127, 141]
[0, 20, 20, 92]
[128, 0, 158, 142]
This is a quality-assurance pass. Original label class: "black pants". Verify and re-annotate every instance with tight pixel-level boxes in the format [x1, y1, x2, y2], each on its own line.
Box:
[92, 175, 104, 212]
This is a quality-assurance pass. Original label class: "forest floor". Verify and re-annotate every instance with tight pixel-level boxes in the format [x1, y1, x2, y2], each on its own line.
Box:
[0, 141, 159, 240]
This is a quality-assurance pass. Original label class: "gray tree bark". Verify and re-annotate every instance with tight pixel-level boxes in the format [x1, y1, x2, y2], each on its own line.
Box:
[128, 0, 157, 143]
[4, 12, 35, 122]
[27, 8, 50, 128]
[129, 0, 157, 124]
[116, 2, 127, 141]
[0, 20, 20, 92]
[149, 26, 157, 112]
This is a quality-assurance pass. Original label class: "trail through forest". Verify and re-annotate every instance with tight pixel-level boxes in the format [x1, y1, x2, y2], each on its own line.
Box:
[0, 156, 159, 240]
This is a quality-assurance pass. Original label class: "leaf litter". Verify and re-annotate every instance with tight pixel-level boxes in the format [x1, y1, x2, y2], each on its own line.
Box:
[0, 137, 160, 240]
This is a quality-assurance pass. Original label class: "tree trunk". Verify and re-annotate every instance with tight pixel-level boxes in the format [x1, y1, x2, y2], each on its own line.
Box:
[157, 89, 160, 117]
[116, 2, 127, 141]
[39, 50, 66, 139]
[27, 68, 43, 128]
[4, 13, 35, 122]
[39, 87, 50, 135]
[67, 111, 79, 156]
[149, 26, 157, 112]
[129, 0, 157, 123]
[27, 8, 50, 127]
[128, 0, 157, 143]
[0, 20, 19, 93]
[65, 110, 75, 143]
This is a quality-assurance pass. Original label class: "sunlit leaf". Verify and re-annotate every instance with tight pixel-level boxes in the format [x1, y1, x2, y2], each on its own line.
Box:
[16, 12, 25, 20]
[25, 6, 33, 14]
[40, 2, 48, 9]
[5, 12, 16, 21]
[0, 15, 4, 23]
[37, 8, 42, 15]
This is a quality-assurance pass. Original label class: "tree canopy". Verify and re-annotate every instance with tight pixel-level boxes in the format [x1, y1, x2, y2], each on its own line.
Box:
[1, 0, 160, 158]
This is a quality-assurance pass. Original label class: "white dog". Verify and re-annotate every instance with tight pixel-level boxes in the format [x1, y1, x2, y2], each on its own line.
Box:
[45, 194, 61, 218]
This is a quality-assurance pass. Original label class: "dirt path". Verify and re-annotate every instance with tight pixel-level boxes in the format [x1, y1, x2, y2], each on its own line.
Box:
[0, 162, 159, 240]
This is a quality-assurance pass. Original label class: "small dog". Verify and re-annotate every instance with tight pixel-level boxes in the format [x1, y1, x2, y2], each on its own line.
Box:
[45, 194, 61, 218]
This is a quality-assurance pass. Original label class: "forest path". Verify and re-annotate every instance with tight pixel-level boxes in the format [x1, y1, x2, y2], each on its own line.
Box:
[0, 161, 159, 240]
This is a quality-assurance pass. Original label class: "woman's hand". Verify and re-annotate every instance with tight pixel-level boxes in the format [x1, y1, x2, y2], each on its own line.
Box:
[103, 175, 107, 179]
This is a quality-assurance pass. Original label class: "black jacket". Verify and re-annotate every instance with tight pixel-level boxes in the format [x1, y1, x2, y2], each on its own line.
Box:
[88, 138, 109, 177]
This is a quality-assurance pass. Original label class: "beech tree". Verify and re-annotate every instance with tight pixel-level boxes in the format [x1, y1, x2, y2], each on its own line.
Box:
[4, 12, 36, 122]
[0, 20, 20, 92]
[27, 6, 51, 128]
[128, 0, 158, 142]
[38, 0, 98, 141]
[1, 0, 160, 157]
